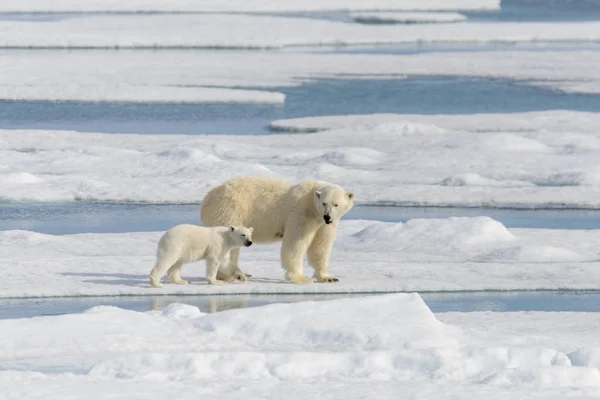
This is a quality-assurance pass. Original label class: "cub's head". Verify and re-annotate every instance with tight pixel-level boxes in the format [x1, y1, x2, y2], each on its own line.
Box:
[228, 225, 253, 247]
[314, 185, 355, 225]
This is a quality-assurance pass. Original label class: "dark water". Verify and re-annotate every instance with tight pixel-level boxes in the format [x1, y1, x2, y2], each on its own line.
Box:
[1, 290, 600, 320]
[2, 77, 600, 135]
[3, 202, 600, 235]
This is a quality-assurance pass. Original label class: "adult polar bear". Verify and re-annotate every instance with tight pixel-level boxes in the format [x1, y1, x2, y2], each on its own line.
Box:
[200, 176, 354, 284]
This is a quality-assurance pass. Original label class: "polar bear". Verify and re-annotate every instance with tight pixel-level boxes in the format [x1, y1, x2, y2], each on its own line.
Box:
[149, 224, 253, 287]
[200, 176, 354, 284]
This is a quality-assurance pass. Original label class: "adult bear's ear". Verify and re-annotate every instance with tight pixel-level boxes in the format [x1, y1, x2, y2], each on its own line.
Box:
[315, 190, 321, 199]
[249, 227, 254, 233]
[347, 192, 354, 200]
[230, 225, 235, 232]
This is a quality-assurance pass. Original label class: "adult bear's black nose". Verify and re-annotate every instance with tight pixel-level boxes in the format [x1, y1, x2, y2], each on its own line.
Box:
[324, 214, 331, 224]
[245, 240, 253, 246]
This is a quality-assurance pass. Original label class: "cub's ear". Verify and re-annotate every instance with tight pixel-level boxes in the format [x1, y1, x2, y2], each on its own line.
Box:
[346, 192, 354, 200]
[315, 190, 321, 199]
[249, 227, 254, 233]
[229, 225, 235, 232]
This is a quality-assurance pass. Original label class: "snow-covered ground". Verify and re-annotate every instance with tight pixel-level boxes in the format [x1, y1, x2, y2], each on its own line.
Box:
[3, 111, 600, 208]
[0, 0, 500, 13]
[2, 14, 600, 49]
[3, 217, 600, 298]
[2, 49, 600, 104]
[1, 294, 600, 398]
[351, 12, 468, 24]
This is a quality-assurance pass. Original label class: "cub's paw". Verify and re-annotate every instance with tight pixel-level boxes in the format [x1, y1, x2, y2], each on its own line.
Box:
[149, 278, 163, 288]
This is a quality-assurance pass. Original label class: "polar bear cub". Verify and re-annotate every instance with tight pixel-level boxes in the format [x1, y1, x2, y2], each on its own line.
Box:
[149, 224, 253, 287]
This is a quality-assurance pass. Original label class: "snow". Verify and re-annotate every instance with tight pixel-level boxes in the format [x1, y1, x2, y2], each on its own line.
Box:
[1, 294, 600, 398]
[4, 110, 600, 208]
[2, 49, 600, 104]
[351, 12, 468, 24]
[0, 85, 285, 104]
[269, 111, 600, 133]
[2, 217, 600, 298]
[0, 0, 500, 13]
[2, 14, 600, 49]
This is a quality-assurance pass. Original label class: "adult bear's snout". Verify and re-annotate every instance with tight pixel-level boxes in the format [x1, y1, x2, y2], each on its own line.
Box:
[324, 214, 332, 224]
[245, 240, 253, 247]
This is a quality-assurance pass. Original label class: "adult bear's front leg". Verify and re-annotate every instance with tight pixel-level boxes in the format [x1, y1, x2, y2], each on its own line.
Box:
[307, 223, 339, 283]
[280, 222, 317, 284]
[219, 248, 252, 282]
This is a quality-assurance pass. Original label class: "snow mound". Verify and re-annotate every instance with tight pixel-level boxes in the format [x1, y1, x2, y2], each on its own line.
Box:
[87, 293, 462, 381]
[2, 172, 43, 184]
[351, 12, 468, 24]
[481, 244, 585, 263]
[568, 348, 600, 369]
[440, 173, 534, 187]
[0, 230, 57, 246]
[315, 148, 384, 166]
[534, 171, 600, 187]
[482, 134, 551, 153]
[194, 293, 457, 351]
[156, 146, 221, 163]
[369, 121, 446, 136]
[84, 305, 130, 314]
[160, 303, 205, 320]
[514, 245, 584, 263]
[554, 133, 600, 152]
[351, 217, 516, 251]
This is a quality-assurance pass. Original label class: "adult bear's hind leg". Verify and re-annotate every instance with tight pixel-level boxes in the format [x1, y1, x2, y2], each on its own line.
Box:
[150, 255, 179, 288]
[307, 224, 339, 283]
[167, 260, 189, 285]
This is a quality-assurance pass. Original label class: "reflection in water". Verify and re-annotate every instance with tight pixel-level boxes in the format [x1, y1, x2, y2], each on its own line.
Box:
[149, 296, 251, 313]
[2, 291, 600, 320]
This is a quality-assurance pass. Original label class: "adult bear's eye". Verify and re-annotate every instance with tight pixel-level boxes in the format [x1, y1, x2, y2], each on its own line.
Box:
[334, 204, 338, 207]
[241, 234, 246, 237]
[323, 202, 327, 206]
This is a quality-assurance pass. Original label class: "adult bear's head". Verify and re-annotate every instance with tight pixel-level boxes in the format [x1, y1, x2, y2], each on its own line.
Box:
[314, 184, 354, 225]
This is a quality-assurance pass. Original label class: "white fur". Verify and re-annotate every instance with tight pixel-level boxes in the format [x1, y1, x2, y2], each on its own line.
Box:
[200, 176, 354, 284]
[149, 224, 253, 287]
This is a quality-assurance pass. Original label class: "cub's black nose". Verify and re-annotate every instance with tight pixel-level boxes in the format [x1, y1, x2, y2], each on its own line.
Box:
[245, 240, 253, 247]
[324, 215, 331, 224]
